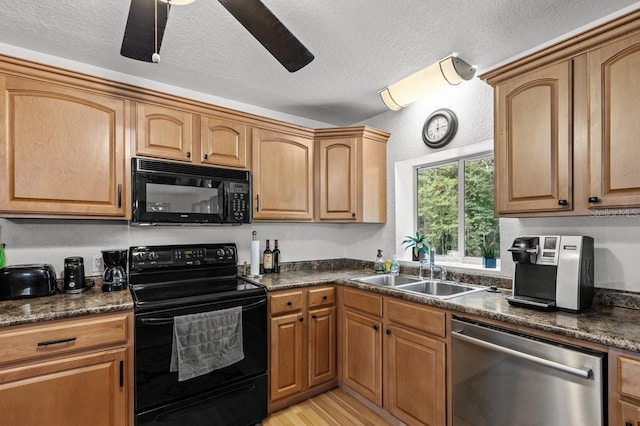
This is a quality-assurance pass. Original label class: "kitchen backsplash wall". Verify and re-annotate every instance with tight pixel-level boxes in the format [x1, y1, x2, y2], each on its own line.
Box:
[0, 218, 370, 276]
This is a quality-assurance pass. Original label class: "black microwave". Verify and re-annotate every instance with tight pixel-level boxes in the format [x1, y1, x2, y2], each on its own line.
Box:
[131, 158, 252, 225]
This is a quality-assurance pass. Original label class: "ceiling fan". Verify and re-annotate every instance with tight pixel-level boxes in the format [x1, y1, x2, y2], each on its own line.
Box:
[120, 0, 315, 72]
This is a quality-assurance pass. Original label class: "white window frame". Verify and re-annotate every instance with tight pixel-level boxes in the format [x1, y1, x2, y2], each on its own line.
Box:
[394, 139, 496, 268]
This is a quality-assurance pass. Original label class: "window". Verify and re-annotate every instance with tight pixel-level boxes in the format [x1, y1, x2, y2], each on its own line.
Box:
[416, 155, 499, 265]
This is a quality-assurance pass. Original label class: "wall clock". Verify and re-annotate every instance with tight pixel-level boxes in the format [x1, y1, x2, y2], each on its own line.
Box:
[422, 108, 458, 148]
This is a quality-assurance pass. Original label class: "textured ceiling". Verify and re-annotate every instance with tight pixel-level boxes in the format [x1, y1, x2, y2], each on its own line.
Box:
[0, 0, 638, 125]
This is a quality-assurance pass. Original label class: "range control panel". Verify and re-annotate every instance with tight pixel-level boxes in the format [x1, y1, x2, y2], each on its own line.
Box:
[129, 243, 237, 271]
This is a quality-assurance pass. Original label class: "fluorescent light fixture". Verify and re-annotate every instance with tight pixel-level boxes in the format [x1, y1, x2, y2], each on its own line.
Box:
[379, 56, 476, 111]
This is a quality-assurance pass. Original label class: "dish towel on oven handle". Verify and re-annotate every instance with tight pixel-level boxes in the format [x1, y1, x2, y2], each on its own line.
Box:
[170, 306, 244, 382]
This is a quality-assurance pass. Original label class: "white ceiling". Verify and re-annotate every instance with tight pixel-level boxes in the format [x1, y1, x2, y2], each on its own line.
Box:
[0, 0, 638, 126]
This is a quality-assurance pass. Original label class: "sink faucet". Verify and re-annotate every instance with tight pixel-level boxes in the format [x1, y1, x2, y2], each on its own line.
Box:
[430, 265, 447, 282]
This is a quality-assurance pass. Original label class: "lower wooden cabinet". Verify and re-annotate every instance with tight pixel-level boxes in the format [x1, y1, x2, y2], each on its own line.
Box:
[611, 348, 640, 426]
[0, 349, 127, 426]
[339, 287, 447, 426]
[0, 311, 134, 426]
[268, 286, 337, 412]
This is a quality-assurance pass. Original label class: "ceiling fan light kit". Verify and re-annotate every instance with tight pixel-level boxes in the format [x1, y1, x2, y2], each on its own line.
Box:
[379, 55, 476, 111]
[121, 0, 314, 72]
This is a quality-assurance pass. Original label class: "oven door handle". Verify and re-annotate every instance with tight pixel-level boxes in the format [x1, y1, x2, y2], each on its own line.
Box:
[138, 317, 175, 325]
[137, 298, 266, 325]
[452, 330, 593, 379]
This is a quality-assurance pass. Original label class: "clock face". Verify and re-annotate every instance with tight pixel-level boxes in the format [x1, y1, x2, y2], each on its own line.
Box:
[426, 116, 449, 141]
[422, 109, 458, 148]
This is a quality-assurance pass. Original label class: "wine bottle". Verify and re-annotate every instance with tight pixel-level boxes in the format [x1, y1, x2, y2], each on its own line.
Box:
[273, 239, 281, 273]
[263, 239, 273, 274]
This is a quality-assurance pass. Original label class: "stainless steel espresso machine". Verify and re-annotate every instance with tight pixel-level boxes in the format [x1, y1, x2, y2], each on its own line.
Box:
[507, 235, 594, 312]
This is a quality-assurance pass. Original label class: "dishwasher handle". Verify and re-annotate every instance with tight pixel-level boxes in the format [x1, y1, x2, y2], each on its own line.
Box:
[452, 330, 593, 379]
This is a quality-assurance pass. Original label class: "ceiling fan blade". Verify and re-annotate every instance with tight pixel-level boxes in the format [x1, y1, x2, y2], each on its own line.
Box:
[218, 0, 314, 72]
[121, 0, 170, 62]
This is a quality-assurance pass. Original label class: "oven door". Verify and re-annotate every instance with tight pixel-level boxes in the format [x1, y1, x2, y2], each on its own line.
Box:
[134, 294, 267, 414]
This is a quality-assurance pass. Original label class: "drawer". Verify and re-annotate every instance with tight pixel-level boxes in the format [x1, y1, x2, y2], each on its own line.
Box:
[387, 298, 445, 337]
[308, 286, 335, 308]
[342, 288, 383, 317]
[0, 312, 131, 365]
[619, 355, 640, 400]
[269, 290, 303, 315]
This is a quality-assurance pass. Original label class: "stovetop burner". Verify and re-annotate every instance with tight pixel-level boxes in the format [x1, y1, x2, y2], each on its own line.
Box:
[128, 243, 264, 310]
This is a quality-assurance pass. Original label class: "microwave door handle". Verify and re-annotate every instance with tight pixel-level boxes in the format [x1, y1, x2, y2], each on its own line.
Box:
[222, 181, 229, 221]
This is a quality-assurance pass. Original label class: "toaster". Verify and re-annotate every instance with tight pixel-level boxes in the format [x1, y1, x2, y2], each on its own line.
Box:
[0, 264, 58, 300]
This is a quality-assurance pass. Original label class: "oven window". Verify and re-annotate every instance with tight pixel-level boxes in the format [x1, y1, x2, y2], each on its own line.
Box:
[146, 181, 222, 214]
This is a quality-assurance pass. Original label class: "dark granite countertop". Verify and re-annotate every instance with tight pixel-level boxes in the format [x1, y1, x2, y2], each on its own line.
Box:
[0, 283, 133, 328]
[244, 268, 640, 353]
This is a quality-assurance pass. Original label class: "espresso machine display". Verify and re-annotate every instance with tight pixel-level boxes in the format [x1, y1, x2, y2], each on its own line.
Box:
[102, 250, 127, 292]
[507, 235, 594, 312]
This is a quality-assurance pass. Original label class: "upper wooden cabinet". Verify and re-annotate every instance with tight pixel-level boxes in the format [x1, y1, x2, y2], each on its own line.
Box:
[493, 61, 572, 214]
[483, 10, 640, 216]
[252, 128, 314, 221]
[135, 102, 196, 163]
[0, 74, 128, 217]
[201, 115, 249, 168]
[315, 127, 389, 223]
[588, 32, 640, 209]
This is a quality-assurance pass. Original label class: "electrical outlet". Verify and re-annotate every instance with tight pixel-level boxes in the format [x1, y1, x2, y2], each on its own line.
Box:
[91, 254, 104, 274]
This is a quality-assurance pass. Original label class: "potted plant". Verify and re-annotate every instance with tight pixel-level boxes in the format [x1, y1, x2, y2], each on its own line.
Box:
[402, 232, 429, 261]
[481, 241, 497, 268]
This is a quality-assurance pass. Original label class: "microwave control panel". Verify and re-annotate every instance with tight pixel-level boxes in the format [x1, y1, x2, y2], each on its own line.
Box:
[226, 182, 251, 223]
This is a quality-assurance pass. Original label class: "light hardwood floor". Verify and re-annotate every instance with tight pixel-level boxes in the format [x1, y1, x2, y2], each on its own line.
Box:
[263, 388, 393, 426]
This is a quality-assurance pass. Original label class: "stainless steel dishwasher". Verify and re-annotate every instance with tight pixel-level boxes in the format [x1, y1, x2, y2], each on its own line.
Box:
[451, 317, 606, 426]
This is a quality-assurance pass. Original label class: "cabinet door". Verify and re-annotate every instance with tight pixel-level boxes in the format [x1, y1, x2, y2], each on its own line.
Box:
[618, 400, 640, 426]
[386, 325, 445, 426]
[317, 137, 357, 220]
[342, 309, 382, 407]
[308, 306, 336, 388]
[588, 33, 640, 209]
[0, 348, 127, 426]
[201, 116, 248, 168]
[0, 75, 127, 216]
[136, 102, 195, 162]
[252, 128, 314, 220]
[269, 312, 304, 401]
[494, 60, 572, 214]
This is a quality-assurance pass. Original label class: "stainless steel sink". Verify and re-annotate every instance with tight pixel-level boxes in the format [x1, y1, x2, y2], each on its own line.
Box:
[352, 274, 427, 286]
[396, 281, 485, 299]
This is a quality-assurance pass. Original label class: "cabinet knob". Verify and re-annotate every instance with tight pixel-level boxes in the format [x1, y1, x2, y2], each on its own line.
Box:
[186, 151, 191, 158]
[558, 199, 568, 206]
[322, 295, 328, 300]
[286, 301, 292, 306]
[386, 329, 391, 335]
[203, 154, 209, 160]
[299, 317, 304, 322]
[625, 422, 633, 426]
[373, 325, 379, 331]
[588, 196, 600, 203]
[351, 213, 356, 218]
[312, 314, 317, 319]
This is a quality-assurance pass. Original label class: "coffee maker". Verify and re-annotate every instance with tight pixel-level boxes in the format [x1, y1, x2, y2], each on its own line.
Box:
[102, 250, 127, 292]
[507, 235, 594, 312]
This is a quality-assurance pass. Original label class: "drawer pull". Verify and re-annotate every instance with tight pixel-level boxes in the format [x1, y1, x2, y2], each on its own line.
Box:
[588, 196, 600, 203]
[287, 301, 292, 306]
[37, 337, 77, 347]
[322, 295, 328, 300]
[558, 199, 568, 206]
[119, 360, 124, 388]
